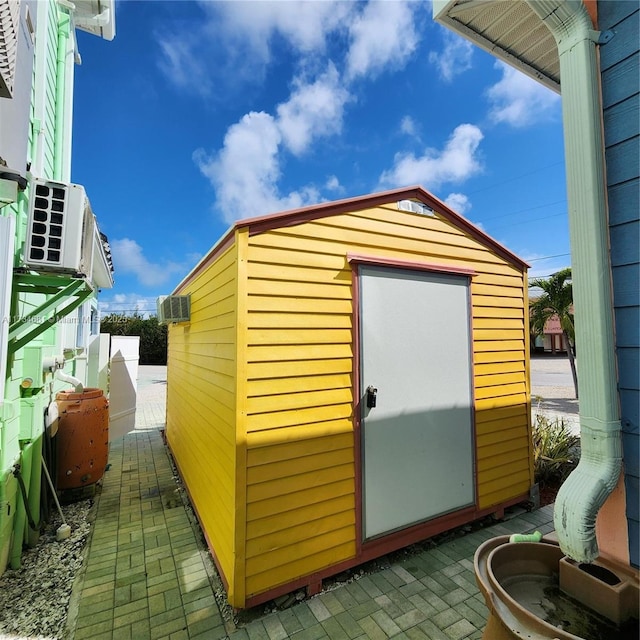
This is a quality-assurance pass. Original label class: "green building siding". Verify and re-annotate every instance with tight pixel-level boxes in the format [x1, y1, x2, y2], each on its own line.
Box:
[0, 2, 88, 573]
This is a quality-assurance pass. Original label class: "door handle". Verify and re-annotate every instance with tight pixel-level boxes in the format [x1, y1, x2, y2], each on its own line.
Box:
[366, 386, 377, 408]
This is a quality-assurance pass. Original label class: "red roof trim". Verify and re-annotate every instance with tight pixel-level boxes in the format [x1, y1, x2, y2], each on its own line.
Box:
[175, 185, 528, 292]
[239, 185, 528, 270]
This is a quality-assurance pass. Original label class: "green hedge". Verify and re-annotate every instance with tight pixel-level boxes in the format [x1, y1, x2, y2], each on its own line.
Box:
[100, 314, 167, 365]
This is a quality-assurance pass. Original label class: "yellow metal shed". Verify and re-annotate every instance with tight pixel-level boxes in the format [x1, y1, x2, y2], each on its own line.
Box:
[165, 186, 534, 609]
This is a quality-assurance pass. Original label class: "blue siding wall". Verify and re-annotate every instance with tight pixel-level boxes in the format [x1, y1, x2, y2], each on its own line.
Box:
[599, 0, 640, 568]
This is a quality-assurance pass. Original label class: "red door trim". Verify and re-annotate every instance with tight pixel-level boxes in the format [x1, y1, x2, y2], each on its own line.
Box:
[347, 253, 476, 277]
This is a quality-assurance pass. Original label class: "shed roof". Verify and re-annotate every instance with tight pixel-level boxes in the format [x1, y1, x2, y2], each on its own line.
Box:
[175, 185, 529, 293]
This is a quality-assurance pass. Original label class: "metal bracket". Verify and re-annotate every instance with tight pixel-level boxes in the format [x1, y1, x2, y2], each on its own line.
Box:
[8, 275, 93, 355]
[591, 29, 615, 45]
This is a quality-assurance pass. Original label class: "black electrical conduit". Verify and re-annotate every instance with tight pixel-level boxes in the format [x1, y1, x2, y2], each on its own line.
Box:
[11, 407, 59, 533]
[12, 463, 41, 532]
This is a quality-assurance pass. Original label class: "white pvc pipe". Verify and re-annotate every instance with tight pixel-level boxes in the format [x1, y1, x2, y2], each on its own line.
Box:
[55, 369, 84, 393]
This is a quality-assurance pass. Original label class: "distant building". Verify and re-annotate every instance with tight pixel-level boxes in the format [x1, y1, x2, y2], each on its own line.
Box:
[529, 301, 575, 354]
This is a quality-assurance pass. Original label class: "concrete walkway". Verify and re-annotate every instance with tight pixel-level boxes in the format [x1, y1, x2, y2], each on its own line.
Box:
[530, 355, 580, 435]
[68, 367, 555, 640]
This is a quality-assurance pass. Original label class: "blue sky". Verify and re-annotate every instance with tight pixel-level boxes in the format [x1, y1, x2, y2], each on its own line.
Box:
[71, 0, 570, 316]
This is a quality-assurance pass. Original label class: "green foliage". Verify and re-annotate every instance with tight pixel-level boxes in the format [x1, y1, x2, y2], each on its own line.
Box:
[100, 313, 168, 365]
[530, 267, 574, 343]
[532, 414, 580, 487]
[530, 268, 579, 399]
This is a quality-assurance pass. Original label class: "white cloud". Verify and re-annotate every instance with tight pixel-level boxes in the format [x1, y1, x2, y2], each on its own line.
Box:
[194, 111, 323, 223]
[195, 62, 353, 223]
[379, 124, 484, 190]
[487, 61, 560, 127]
[165, 0, 422, 91]
[444, 193, 471, 214]
[326, 175, 344, 193]
[277, 65, 350, 156]
[157, 2, 354, 95]
[346, 0, 420, 81]
[428, 30, 474, 82]
[111, 238, 185, 288]
[156, 36, 212, 96]
[400, 115, 419, 137]
[188, 1, 430, 223]
[201, 0, 354, 62]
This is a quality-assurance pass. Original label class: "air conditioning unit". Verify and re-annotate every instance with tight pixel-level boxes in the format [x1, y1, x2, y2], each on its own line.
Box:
[24, 179, 114, 288]
[157, 295, 190, 324]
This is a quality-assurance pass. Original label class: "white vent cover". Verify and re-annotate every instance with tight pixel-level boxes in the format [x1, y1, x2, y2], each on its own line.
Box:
[0, 0, 20, 98]
[397, 199, 434, 216]
[157, 296, 190, 324]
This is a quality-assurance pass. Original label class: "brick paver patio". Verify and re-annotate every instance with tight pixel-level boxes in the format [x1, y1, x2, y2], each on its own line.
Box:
[67, 367, 555, 640]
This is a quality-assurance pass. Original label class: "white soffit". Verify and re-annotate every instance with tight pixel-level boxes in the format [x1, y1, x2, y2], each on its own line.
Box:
[73, 0, 115, 41]
[433, 0, 560, 93]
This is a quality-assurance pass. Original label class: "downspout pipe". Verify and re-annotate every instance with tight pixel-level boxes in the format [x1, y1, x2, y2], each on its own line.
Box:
[53, 11, 71, 181]
[55, 369, 84, 393]
[527, 0, 621, 563]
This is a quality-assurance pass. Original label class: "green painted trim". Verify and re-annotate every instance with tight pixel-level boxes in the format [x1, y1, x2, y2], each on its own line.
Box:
[13, 273, 90, 291]
[8, 279, 92, 354]
[53, 11, 70, 182]
[30, 119, 42, 170]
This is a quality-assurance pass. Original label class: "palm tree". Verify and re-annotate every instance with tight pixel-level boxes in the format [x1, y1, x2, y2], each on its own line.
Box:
[530, 268, 578, 399]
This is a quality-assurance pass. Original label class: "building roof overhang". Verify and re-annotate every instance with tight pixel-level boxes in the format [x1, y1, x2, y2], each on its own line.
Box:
[72, 0, 115, 41]
[433, 0, 560, 93]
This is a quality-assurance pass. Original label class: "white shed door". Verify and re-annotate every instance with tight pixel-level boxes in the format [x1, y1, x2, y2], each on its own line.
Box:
[360, 266, 475, 540]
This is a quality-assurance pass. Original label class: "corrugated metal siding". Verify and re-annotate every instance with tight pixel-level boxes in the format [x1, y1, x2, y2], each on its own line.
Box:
[166, 243, 238, 588]
[242, 204, 531, 596]
[599, 0, 639, 568]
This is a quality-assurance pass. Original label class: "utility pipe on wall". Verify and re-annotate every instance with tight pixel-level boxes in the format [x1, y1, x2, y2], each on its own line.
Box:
[527, 0, 622, 563]
[9, 446, 32, 568]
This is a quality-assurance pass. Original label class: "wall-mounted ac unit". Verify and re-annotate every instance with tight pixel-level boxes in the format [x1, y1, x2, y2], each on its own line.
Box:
[24, 179, 114, 288]
[157, 295, 190, 324]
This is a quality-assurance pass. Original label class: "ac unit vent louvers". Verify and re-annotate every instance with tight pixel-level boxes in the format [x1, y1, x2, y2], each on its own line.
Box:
[157, 296, 190, 324]
[28, 183, 67, 265]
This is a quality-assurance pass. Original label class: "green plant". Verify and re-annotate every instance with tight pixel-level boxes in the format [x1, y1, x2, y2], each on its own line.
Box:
[532, 414, 580, 487]
[100, 313, 168, 365]
[530, 268, 578, 399]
